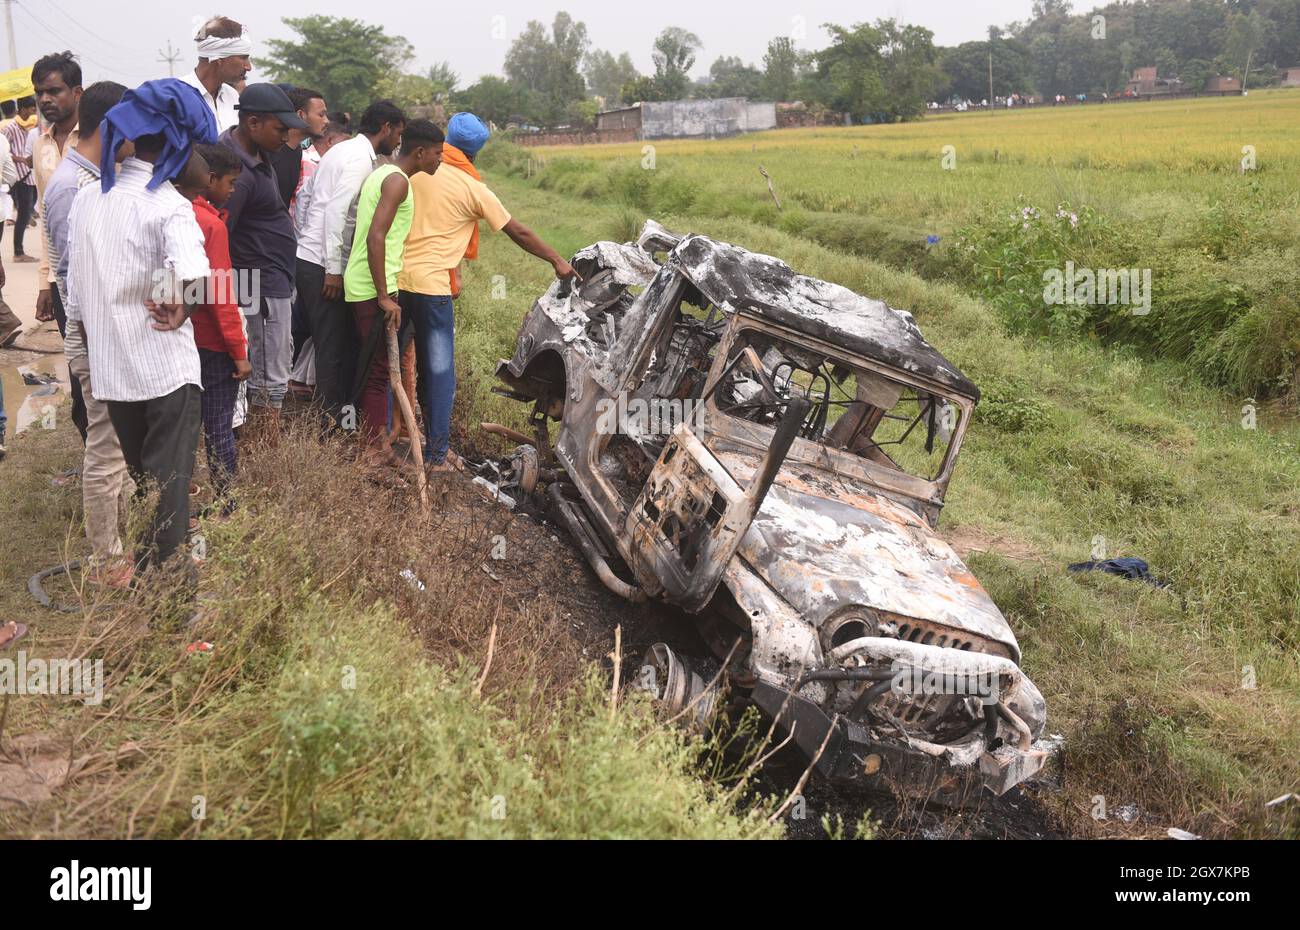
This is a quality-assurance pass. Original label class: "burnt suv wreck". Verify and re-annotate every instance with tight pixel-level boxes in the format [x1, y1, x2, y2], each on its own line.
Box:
[492, 221, 1051, 803]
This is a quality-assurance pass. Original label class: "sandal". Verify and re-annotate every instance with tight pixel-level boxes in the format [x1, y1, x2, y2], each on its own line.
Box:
[443, 450, 467, 473]
[88, 560, 135, 590]
[0, 621, 28, 650]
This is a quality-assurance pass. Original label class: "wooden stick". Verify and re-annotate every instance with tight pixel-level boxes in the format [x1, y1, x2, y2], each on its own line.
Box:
[758, 164, 781, 210]
[386, 321, 429, 515]
[474, 622, 498, 697]
[609, 625, 622, 720]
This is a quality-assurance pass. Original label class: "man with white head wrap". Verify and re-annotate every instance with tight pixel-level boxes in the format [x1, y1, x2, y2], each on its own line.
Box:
[180, 15, 252, 132]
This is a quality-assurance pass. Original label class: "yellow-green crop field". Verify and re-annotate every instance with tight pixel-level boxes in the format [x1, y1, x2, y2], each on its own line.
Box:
[530, 88, 1300, 223]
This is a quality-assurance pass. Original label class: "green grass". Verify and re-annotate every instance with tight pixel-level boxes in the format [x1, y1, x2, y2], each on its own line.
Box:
[0, 422, 782, 839]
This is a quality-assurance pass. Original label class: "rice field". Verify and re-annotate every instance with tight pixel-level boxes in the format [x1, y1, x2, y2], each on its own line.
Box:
[528, 88, 1300, 215]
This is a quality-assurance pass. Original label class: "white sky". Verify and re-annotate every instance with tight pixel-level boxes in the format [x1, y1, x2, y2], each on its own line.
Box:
[5, 0, 1043, 87]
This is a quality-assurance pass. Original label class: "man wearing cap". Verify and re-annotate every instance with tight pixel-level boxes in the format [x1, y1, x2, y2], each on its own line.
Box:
[219, 83, 305, 427]
[182, 16, 251, 133]
[397, 111, 577, 472]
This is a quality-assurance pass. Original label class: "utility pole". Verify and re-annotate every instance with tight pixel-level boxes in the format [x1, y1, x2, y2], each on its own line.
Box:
[157, 39, 180, 78]
[1242, 48, 1253, 94]
[5, 0, 18, 71]
[988, 48, 994, 110]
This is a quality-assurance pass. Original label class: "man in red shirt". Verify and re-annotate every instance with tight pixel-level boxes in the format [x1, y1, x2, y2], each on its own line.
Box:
[180, 145, 251, 514]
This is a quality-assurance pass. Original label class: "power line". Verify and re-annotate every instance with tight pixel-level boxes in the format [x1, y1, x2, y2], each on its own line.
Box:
[15, 1, 155, 68]
[12, 2, 155, 81]
[39, 0, 155, 58]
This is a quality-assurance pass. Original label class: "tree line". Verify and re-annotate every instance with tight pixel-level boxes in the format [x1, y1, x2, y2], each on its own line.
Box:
[261, 2, 1300, 129]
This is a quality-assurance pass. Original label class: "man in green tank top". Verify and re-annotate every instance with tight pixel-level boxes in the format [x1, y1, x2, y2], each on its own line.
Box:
[344, 118, 444, 449]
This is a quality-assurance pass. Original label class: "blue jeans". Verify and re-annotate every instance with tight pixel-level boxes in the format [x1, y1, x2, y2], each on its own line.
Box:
[400, 291, 455, 464]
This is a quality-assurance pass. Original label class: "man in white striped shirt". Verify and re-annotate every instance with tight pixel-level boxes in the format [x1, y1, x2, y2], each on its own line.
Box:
[65, 132, 211, 570]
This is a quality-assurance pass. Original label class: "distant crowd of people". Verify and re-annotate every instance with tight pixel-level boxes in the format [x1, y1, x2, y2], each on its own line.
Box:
[0, 15, 579, 589]
[930, 91, 1110, 111]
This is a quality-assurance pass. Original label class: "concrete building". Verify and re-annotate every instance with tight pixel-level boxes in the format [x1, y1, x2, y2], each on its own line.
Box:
[1281, 67, 1300, 87]
[595, 97, 777, 140]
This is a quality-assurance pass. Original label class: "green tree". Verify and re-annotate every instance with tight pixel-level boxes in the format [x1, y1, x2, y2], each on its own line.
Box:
[937, 38, 1034, 102]
[620, 74, 663, 103]
[814, 21, 887, 121]
[454, 75, 528, 127]
[374, 72, 433, 111]
[813, 19, 937, 122]
[651, 27, 702, 100]
[584, 49, 639, 106]
[1179, 57, 1215, 91]
[427, 61, 459, 102]
[262, 15, 414, 117]
[1225, 10, 1267, 81]
[700, 56, 766, 99]
[565, 97, 601, 128]
[762, 36, 799, 101]
[503, 12, 590, 126]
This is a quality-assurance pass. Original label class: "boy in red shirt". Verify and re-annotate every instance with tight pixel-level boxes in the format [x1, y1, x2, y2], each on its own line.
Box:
[180, 145, 251, 515]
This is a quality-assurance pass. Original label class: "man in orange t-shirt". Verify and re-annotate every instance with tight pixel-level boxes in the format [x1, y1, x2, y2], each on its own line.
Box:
[396, 112, 578, 471]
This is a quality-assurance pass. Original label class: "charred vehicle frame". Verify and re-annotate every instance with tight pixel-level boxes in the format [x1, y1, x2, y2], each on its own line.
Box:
[491, 222, 1052, 804]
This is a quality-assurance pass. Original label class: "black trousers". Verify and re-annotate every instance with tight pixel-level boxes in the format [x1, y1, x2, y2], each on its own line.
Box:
[10, 181, 36, 255]
[295, 257, 356, 424]
[107, 384, 202, 568]
[50, 283, 87, 441]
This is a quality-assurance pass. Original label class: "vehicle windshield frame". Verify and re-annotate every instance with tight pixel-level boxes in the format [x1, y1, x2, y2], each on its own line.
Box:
[698, 313, 973, 502]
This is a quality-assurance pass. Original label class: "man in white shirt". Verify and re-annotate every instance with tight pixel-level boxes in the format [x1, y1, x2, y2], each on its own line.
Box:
[289, 120, 351, 396]
[179, 15, 252, 133]
[294, 100, 404, 428]
[65, 92, 214, 571]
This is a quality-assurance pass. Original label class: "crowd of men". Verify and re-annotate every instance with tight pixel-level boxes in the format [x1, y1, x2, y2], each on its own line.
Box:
[0, 14, 579, 595]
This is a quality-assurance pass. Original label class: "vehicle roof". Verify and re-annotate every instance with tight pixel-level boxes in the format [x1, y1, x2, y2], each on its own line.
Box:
[666, 235, 980, 399]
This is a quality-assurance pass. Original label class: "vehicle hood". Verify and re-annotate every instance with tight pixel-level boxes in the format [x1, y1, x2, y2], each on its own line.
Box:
[730, 471, 1019, 657]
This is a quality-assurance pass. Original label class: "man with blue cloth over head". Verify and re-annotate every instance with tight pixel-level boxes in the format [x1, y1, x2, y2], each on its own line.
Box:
[64, 78, 216, 572]
[397, 111, 578, 473]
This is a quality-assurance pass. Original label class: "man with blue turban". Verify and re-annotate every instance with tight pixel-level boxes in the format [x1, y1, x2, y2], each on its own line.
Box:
[65, 77, 214, 572]
[397, 111, 578, 472]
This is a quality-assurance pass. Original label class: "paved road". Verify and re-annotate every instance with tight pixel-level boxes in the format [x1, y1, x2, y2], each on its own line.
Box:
[2, 243, 42, 329]
[3, 242, 69, 437]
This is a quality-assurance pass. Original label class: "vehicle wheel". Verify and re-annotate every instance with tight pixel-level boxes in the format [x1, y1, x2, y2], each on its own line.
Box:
[633, 642, 719, 730]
